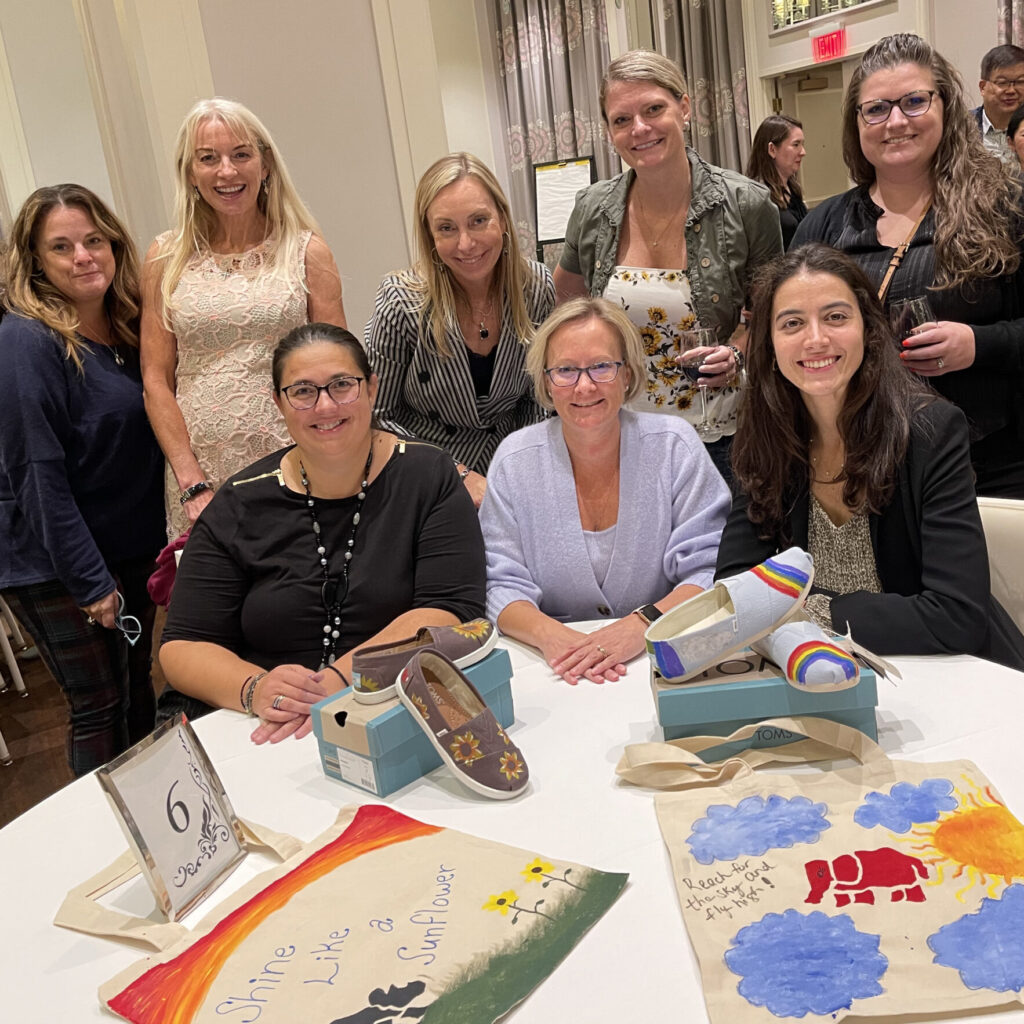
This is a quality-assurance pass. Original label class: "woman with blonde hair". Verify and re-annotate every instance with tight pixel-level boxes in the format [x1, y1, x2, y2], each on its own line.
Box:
[142, 97, 347, 537]
[793, 33, 1024, 496]
[365, 152, 554, 507]
[555, 50, 782, 481]
[746, 114, 807, 248]
[0, 184, 165, 774]
[479, 297, 729, 684]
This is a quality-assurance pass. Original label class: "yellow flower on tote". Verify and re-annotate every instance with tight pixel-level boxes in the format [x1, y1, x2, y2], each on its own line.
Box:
[499, 750, 525, 781]
[483, 890, 518, 915]
[450, 732, 483, 765]
[452, 619, 492, 641]
[410, 693, 430, 720]
[521, 857, 555, 883]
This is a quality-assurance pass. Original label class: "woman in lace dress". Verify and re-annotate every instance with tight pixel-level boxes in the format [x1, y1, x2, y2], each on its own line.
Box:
[717, 244, 1024, 668]
[142, 98, 346, 537]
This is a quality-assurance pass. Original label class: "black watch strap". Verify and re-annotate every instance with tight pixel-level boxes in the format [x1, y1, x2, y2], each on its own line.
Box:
[633, 603, 663, 626]
[179, 481, 213, 506]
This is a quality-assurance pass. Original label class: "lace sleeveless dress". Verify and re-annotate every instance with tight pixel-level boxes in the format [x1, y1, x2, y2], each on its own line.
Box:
[162, 230, 312, 537]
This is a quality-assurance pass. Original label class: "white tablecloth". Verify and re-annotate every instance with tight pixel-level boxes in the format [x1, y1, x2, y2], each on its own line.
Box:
[3, 637, 1024, 1021]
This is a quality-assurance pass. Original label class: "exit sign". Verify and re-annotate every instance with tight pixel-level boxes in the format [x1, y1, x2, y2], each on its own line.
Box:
[812, 28, 847, 63]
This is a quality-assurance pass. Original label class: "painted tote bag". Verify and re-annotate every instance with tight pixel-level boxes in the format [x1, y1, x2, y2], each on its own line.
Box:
[617, 716, 1024, 1024]
[92, 804, 626, 1023]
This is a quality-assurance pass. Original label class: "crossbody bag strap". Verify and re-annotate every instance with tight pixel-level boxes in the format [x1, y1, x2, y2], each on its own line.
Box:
[876, 202, 931, 304]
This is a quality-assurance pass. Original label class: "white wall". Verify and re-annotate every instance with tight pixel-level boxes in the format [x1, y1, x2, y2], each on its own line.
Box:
[198, 0, 409, 330]
[930, 0, 999, 109]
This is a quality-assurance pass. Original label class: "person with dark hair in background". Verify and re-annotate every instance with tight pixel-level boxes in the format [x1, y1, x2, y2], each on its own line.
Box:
[719, 243, 1024, 668]
[0, 184, 165, 775]
[158, 323, 485, 740]
[971, 43, 1024, 165]
[746, 114, 807, 248]
[1005, 102, 1024, 173]
[794, 33, 1024, 497]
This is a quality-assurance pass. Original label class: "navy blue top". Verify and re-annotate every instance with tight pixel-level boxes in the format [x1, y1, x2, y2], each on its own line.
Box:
[0, 313, 165, 605]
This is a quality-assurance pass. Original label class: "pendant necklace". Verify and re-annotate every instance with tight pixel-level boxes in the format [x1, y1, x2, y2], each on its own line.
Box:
[635, 192, 686, 249]
[299, 439, 374, 667]
[469, 298, 495, 339]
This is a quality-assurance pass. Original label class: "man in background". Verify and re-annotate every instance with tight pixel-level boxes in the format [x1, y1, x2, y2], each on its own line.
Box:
[972, 44, 1024, 165]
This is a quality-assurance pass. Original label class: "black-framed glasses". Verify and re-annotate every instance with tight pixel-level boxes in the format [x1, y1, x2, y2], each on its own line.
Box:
[544, 361, 624, 388]
[279, 375, 365, 410]
[857, 90, 936, 125]
[986, 76, 1024, 91]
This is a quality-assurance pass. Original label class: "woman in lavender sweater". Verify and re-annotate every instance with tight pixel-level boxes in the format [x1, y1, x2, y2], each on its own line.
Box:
[479, 298, 729, 685]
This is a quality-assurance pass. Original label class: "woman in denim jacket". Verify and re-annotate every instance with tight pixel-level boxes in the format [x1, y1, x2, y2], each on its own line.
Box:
[555, 50, 782, 480]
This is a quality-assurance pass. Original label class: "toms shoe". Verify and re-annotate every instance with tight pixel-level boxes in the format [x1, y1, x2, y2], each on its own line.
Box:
[645, 547, 815, 683]
[351, 618, 497, 704]
[751, 615, 860, 692]
[399, 650, 528, 800]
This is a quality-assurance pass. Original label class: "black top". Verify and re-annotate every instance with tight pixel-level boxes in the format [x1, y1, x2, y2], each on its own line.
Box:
[162, 439, 486, 669]
[779, 191, 808, 250]
[716, 400, 1024, 670]
[465, 343, 497, 399]
[793, 186, 1024, 446]
[0, 313, 165, 604]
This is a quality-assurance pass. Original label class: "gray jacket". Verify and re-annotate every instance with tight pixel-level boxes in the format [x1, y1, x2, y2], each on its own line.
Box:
[559, 148, 782, 338]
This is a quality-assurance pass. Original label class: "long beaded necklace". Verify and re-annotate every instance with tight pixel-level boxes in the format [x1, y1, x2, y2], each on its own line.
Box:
[298, 440, 374, 668]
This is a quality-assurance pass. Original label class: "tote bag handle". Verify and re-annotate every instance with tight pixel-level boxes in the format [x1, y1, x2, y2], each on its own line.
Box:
[616, 715, 888, 791]
[53, 818, 302, 951]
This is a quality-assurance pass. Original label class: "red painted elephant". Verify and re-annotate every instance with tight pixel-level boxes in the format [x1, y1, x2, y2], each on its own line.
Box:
[804, 847, 928, 907]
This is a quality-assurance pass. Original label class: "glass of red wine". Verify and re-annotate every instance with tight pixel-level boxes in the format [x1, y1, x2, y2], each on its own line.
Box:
[890, 296, 936, 340]
[678, 326, 718, 439]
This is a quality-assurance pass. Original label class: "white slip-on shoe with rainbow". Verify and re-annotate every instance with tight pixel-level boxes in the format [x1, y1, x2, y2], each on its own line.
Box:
[645, 547, 814, 683]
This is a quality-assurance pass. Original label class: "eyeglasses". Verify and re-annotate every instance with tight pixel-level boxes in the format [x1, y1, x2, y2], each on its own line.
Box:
[114, 591, 142, 647]
[856, 90, 936, 125]
[987, 77, 1024, 91]
[279, 376, 365, 410]
[544, 361, 624, 387]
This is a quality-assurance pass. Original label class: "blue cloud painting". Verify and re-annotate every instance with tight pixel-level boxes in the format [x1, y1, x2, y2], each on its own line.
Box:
[928, 884, 1024, 992]
[686, 794, 830, 865]
[725, 909, 887, 1017]
[853, 778, 957, 833]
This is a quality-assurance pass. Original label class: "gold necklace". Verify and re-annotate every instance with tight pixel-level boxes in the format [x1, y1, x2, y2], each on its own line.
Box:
[809, 444, 845, 484]
[634, 192, 686, 249]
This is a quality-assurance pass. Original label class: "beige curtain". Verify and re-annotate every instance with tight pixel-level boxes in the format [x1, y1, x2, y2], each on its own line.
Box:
[998, 0, 1024, 43]
[493, 0, 617, 259]
[658, 0, 751, 171]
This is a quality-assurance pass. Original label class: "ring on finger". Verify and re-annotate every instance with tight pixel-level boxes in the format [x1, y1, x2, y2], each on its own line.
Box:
[597, 645, 608, 656]
[272, 693, 285, 711]
[936, 356, 944, 369]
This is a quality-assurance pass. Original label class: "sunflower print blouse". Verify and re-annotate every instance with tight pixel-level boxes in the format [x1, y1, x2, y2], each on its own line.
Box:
[603, 266, 741, 441]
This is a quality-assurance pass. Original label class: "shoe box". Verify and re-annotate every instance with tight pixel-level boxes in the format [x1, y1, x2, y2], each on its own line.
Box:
[312, 648, 515, 797]
[651, 647, 878, 760]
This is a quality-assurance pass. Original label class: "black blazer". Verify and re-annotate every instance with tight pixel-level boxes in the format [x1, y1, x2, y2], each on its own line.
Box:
[717, 401, 1024, 669]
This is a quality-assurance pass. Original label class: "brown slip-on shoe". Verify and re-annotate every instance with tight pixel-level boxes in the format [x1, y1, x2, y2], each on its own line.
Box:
[351, 618, 497, 704]
[398, 649, 528, 800]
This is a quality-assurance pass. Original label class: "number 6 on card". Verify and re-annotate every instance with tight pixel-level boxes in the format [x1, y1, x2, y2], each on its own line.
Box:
[97, 714, 247, 921]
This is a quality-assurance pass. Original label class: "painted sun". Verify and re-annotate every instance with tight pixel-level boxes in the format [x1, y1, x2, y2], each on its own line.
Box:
[907, 776, 1024, 900]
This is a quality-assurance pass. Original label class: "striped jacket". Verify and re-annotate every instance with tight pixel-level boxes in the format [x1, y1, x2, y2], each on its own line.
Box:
[364, 261, 555, 472]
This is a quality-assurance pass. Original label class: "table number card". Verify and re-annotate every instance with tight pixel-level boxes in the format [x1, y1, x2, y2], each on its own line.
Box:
[97, 715, 247, 922]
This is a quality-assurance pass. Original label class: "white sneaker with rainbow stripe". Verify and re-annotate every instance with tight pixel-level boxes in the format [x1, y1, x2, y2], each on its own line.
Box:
[645, 547, 815, 683]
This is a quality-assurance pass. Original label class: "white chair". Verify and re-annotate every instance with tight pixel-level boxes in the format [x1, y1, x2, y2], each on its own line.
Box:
[977, 496, 1024, 635]
[0, 596, 28, 698]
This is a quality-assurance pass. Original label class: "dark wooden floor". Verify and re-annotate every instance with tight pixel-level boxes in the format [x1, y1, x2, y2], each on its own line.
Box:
[0, 649, 75, 829]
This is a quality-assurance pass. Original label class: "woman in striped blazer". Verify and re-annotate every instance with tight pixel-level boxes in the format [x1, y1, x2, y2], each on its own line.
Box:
[365, 153, 554, 506]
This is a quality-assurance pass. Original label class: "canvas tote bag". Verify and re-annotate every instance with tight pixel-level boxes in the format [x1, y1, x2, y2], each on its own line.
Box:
[617, 715, 1024, 1024]
[59, 803, 627, 1023]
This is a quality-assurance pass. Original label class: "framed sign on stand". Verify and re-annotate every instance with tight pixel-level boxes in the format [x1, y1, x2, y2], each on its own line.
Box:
[533, 157, 596, 262]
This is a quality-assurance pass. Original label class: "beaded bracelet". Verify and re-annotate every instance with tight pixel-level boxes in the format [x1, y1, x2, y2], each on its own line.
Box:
[242, 671, 268, 716]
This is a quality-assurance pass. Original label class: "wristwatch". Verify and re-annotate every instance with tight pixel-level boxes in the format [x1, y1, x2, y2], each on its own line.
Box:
[179, 481, 213, 506]
[632, 603, 663, 626]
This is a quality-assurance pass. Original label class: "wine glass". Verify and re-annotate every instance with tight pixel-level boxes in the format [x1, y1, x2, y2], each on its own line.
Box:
[678, 326, 718, 440]
[890, 296, 936, 340]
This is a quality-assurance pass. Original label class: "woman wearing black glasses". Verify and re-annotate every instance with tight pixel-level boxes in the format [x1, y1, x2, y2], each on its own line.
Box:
[0, 185, 164, 776]
[158, 323, 485, 741]
[793, 33, 1024, 497]
[479, 298, 729, 685]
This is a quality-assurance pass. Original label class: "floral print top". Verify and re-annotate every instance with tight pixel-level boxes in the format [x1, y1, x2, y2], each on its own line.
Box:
[603, 266, 741, 441]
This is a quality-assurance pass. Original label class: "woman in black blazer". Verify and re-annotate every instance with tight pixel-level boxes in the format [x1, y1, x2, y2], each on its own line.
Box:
[719, 244, 1024, 668]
